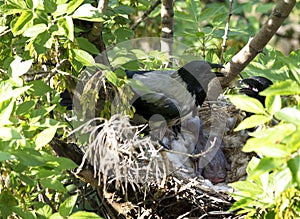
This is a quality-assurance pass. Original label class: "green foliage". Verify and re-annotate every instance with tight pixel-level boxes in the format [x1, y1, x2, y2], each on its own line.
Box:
[0, 56, 80, 218]
[0, 0, 298, 217]
[228, 50, 300, 218]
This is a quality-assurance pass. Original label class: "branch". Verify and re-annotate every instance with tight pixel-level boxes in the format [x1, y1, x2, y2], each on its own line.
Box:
[220, 0, 296, 88]
[161, 0, 174, 39]
[131, 0, 161, 30]
[88, 0, 110, 66]
[219, 0, 233, 65]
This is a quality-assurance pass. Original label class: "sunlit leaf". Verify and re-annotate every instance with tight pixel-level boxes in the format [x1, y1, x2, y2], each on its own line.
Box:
[11, 11, 33, 35]
[57, 16, 74, 41]
[234, 115, 271, 131]
[35, 126, 57, 149]
[70, 49, 95, 67]
[72, 4, 104, 22]
[248, 157, 285, 179]
[260, 80, 300, 95]
[265, 95, 281, 115]
[69, 211, 103, 219]
[227, 95, 266, 115]
[0, 99, 14, 125]
[66, 0, 84, 14]
[23, 23, 47, 38]
[59, 194, 78, 217]
[275, 107, 300, 125]
[249, 123, 296, 140]
[287, 155, 300, 186]
[243, 138, 289, 157]
[9, 57, 33, 77]
[0, 127, 22, 141]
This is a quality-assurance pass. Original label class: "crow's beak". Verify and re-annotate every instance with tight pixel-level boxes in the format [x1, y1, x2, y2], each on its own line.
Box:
[215, 72, 225, 77]
[208, 63, 224, 69]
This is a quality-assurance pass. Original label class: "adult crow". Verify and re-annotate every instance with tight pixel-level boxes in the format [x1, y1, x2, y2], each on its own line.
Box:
[125, 60, 224, 133]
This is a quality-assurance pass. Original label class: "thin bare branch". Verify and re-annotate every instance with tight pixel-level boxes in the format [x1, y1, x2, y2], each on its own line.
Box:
[220, 0, 233, 65]
[131, 0, 161, 30]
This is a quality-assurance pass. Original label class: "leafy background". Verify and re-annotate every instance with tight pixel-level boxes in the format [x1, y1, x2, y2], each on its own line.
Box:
[0, 0, 299, 218]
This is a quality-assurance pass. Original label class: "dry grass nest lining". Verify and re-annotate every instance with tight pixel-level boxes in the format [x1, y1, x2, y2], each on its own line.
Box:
[73, 99, 250, 218]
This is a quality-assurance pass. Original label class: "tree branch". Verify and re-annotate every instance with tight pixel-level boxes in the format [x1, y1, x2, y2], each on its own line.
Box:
[220, 0, 296, 88]
[88, 0, 110, 66]
[220, 0, 233, 65]
[131, 0, 161, 30]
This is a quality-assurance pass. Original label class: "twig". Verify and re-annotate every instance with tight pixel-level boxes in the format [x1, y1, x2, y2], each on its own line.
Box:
[131, 0, 162, 30]
[220, 0, 296, 88]
[220, 0, 233, 65]
[0, 28, 10, 37]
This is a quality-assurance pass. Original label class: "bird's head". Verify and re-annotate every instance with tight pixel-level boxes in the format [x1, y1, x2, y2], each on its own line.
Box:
[177, 60, 224, 106]
[238, 76, 273, 104]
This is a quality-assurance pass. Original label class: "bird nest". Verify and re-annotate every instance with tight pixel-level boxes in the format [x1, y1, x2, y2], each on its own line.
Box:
[69, 95, 251, 218]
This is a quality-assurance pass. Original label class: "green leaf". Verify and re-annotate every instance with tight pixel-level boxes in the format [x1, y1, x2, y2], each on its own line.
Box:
[50, 212, 64, 219]
[76, 37, 99, 55]
[9, 57, 33, 77]
[249, 123, 296, 140]
[33, 31, 53, 54]
[287, 155, 300, 186]
[57, 16, 74, 41]
[0, 127, 22, 141]
[260, 80, 300, 95]
[36, 204, 53, 218]
[40, 178, 66, 192]
[105, 71, 120, 86]
[113, 5, 134, 15]
[44, 0, 57, 13]
[248, 157, 285, 179]
[114, 27, 134, 43]
[11, 10, 33, 35]
[67, 0, 84, 14]
[0, 0, 27, 15]
[27, 80, 53, 96]
[0, 152, 14, 162]
[16, 100, 35, 115]
[265, 95, 281, 115]
[72, 4, 104, 22]
[0, 98, 14, 125]
[12, 148, 46, 166]
[234, 115, 271, 131]
[53, 157, 78, 170]
[275, 107, 300, 125]
[227, 95, 266, 115]
[244, 140, 289, 158]
[30, 105, 56, 123]
[70, 49, 95, 67]
[26, 0, 39, 9]
[23, 23, 48, 38]
[59, 194, 78, 217]
[69, 211, 103, 219]
[0, 190, 18, 211]
[35, 126, 57, 149]
[230, 180, 264, 198]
